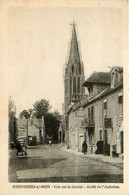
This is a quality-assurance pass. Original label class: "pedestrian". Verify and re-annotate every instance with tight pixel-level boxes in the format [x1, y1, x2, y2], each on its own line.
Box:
[49, 140, 52, 147]
[15, 140, 22, 155]
[15, 140, 27, 155]
[82, 141, 87, 154]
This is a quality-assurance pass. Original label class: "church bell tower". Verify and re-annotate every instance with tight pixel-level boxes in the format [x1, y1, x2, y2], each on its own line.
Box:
[64, 22, 85, 113]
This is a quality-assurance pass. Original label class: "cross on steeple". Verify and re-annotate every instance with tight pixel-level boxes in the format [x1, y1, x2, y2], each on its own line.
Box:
[70, 21, 76, 27]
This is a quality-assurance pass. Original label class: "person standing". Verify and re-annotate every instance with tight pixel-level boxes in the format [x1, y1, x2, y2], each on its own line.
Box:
[82, 141, 87, 154]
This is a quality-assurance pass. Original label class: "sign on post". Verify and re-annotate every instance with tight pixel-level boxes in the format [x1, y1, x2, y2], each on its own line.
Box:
[104, 118, 112, 128]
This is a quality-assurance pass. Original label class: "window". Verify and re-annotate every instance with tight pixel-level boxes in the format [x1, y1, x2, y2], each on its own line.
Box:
[88, 108, 90, 118]
[91, 106, 94, 119]
[88, 106, 95, 125]
[73, 78, 76, 93]
[89, 85, 93, 98]
[118, 92, 123, 104]
[78, 65, 81, 74]
[103, 99, 107, 109]
[89, 135, 92, 145]
[78, 78, 80, 93]
[118, 95, 123, 104]
[99, 130, 102, 141]
[72, 66, 74, 74]
[104, 129, 108, 144]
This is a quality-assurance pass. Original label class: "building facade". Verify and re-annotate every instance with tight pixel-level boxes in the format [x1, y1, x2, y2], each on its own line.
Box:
[17, 118, 45, 145]
[67, 67, 123, 156]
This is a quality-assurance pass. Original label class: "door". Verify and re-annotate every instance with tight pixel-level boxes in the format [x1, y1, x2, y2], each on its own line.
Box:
[104, 129, 108, 155]
[120, 131, 123, 153]
[78, 136, 83, 152]
[89, 134, 92, 153]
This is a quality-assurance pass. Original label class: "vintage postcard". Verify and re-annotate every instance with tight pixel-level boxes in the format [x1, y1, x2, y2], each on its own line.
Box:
[0, 0, 129, 194]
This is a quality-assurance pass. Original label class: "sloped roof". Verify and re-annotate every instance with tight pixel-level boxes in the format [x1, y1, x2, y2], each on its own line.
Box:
[17, 119, 43, 129]
[83, 71, 111, 86]
[83, 81, 123, 108]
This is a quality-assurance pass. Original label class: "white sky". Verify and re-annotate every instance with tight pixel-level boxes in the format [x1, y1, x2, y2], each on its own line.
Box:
[8, 7, 123, 116]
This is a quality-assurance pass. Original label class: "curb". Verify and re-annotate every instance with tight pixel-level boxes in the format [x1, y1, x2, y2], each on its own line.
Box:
[61, 146, 123, 169]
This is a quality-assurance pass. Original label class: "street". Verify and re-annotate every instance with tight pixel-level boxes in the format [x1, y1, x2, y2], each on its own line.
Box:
[9, 144, 123, 183]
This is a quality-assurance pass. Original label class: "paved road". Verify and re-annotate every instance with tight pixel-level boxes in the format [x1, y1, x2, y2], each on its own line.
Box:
[9, 144, 123, 183]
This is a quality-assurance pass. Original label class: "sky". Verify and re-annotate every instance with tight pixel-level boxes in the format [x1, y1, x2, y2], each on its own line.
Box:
[8, 7, 123, 116]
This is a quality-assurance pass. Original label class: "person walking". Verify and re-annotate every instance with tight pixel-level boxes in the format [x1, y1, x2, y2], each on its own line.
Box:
[82, 141, 87, 154]
[49, 140, 52, 147]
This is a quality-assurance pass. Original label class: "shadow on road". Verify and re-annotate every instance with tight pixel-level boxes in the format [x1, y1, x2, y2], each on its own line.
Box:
[14, 174, 123, 183]
[9, 157, 66, 182]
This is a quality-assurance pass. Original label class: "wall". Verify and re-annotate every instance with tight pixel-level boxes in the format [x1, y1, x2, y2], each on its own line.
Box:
[105, 89, 123, 147]
[93, 84, 109, 97]
[68, 109, 85, 151]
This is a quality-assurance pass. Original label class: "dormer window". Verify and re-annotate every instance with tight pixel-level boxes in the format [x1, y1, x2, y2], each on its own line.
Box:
[111, 70, 116, 88]
[111, 67, 123, 88]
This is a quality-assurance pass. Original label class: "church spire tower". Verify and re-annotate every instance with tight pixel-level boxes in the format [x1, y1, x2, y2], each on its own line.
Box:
[64, 22, 85, 113]
[68, 22, 80, 64]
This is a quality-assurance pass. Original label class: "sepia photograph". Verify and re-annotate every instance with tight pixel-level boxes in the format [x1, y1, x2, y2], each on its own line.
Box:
[0, 0, 128, 194]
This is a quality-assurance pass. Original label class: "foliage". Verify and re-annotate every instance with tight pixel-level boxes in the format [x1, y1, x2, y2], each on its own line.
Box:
[8, 97, 16, 119]
[33, 99, 51, 119]
[8, 96, 17, 143]
[45, 111, 61, 141]
[53, 110, 62, 121]
[19, 110, 30, 119]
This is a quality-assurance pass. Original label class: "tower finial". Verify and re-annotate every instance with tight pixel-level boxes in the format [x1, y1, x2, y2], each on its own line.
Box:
[70, 20, 76, 27]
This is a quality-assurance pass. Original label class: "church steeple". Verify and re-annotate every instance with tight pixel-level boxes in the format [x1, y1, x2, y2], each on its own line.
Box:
[68, 22, 80, 65]
[64, 22, 85, 113]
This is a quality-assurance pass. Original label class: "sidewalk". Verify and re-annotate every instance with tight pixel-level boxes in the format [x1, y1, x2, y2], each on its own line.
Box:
[9, 149, 17, 158]
[60, 145, 123, 169]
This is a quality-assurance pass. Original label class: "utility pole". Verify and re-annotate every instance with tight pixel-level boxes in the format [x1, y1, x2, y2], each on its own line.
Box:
[42, 116, 46, 144]
[26, 120, 28, 145]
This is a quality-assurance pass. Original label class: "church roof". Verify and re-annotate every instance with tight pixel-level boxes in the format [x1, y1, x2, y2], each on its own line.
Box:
[83, 71, 111, 86]
[68, 22, 81, 64]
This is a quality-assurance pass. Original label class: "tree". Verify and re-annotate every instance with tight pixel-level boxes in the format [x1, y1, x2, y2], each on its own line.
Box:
[33, 99, 51, 119]
[45, 111, 61, 141]
[8, 96, 17, 144]
[28, 108, 33, 117]
[19, 110, 30, 119]
[9, 96, 16, 119]
[53, 110, 62, 121]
